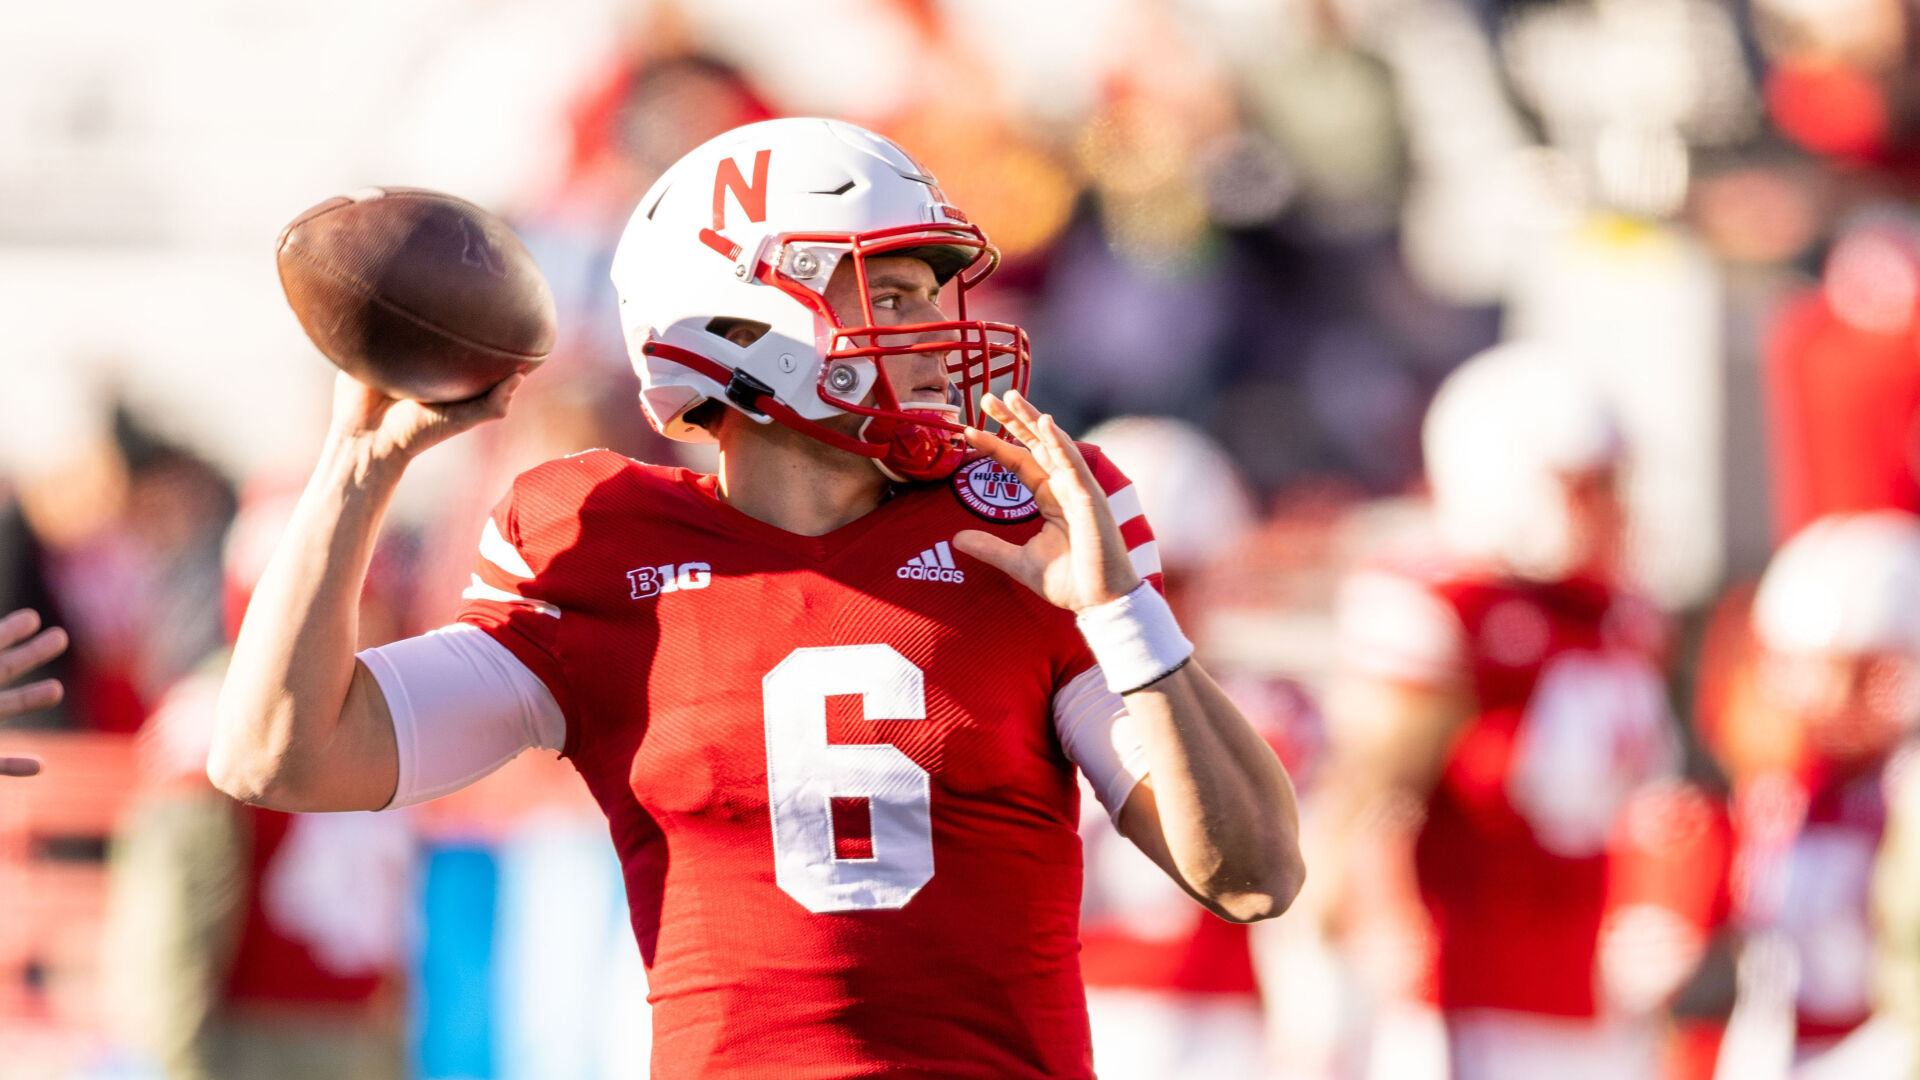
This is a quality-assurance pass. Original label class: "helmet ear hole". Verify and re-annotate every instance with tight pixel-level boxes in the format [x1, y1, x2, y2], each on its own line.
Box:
[680, 399, 727, 434]
[706, 317, 772, 348]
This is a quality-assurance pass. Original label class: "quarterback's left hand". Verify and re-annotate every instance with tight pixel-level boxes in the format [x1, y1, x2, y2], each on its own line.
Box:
[952, 390, 1142, 612]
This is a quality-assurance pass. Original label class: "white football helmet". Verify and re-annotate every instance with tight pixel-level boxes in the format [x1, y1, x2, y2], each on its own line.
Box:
[1753, 511, 1920, 658]
[1423, 343, 1624, 581]
[610, 117, 1029, 481]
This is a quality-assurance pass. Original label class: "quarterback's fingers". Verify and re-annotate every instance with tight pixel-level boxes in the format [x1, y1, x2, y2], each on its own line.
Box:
[484, 371, 527, 415]
[0, 626, 67, 686]
[431, 372, 525, 424]
[1031, 415, 1105, 516]
[951, 529, 1035, 588]
[0, 756, 41, 778]
[1034, 413, 1097, 486]
[998, 389, 1049, 445]
[0, 608, 43, 650]
[1002, 388, 1045, 423]
[980, 394, 1041, 453]
[0, 678, 62, 719]
[987, 392, 1068, 475]
[961, 428, 1058, 512]
[331, 372, 400, 431]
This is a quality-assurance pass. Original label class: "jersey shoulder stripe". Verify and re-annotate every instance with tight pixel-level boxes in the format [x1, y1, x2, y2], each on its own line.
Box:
[1077, 442, 1163, 594]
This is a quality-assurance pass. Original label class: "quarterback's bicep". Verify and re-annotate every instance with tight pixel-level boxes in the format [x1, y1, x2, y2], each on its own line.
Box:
[357, 624, 566, 809]
[1052, 664, 1150, 822]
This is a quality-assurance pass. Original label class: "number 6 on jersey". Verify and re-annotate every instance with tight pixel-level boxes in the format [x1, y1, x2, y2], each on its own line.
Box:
[763, 645, 935, 913]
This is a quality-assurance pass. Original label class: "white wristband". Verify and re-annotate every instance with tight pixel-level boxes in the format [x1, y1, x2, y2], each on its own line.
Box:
[1075, 582, 1195, 695]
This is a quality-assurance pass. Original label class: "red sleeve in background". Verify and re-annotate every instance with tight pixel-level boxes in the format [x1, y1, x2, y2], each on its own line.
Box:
[1763, 291, 1920, 539]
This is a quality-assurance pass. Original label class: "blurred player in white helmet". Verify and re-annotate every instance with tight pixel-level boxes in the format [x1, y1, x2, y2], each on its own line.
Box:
[1325, 344, 1700, 1080]
[210, 117, 1305, 1079]
[1707, 512, 1920, 1080]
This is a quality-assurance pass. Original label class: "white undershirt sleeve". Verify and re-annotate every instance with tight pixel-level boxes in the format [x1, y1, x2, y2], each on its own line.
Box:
[357, 623, 567, 810]
[1053, 664, 1151, 823]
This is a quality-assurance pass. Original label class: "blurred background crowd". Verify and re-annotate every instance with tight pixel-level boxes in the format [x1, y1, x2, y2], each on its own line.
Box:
[7, 0, 1920, 1076]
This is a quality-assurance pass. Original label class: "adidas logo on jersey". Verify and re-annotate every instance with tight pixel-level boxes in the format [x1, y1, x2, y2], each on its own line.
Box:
[897, 542, 965, 583]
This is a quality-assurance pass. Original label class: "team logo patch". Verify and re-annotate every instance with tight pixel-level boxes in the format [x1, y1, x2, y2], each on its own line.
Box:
[952, 456, 1039, 522]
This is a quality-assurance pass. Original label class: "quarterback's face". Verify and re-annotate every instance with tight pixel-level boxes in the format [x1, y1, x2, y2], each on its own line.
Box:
[822, 255, 956, 407]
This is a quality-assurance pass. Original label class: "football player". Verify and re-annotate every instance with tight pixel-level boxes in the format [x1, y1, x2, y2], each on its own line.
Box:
[0, 606, 67, 774]
[1325, 345, 1688, 1080]
[1723, 511, 1920, 1076]
[208, 118, 1303, 1078]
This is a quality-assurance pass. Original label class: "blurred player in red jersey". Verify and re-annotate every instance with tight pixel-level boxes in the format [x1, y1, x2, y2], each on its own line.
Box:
[103, 488, 413, 1080]
[207, 118, 1304, 1079]
[1705, 511, 1920, 1078]
[1326, 345, 1699, 1080]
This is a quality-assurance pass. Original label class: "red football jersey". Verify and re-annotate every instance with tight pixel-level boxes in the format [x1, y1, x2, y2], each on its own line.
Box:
[1339, 564, 1678, 1018]
[457, 446, 1158, 1079]
[1733, 768, 1887, 1044]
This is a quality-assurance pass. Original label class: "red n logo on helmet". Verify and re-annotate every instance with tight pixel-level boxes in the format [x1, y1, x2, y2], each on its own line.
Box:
[713, 150, 772, 228]
[701, 149, 771, 261]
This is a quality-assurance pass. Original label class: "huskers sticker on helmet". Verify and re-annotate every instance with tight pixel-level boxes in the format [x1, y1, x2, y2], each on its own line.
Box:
[952, 456, 1040, 522]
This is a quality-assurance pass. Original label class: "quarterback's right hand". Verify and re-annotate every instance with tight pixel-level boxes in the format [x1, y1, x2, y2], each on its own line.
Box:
[328, 371, 523, 465]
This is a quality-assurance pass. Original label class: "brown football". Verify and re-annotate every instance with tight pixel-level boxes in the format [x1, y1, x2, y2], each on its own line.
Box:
[276, 187, 557, 402]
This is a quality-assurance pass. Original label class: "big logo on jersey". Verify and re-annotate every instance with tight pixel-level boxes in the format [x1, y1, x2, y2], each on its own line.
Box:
[952, 456, 1040, 522]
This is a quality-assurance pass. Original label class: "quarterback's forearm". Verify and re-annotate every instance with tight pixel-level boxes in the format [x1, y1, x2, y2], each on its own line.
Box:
[208, 433, 402, 810]
[1124, 660, 1304, 922]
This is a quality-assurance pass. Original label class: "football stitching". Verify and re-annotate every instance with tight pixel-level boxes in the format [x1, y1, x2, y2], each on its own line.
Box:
[279, 240, 551, 361]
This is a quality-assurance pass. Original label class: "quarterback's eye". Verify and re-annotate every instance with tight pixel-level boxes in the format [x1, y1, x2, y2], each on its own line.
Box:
[871, 288, 937, 313]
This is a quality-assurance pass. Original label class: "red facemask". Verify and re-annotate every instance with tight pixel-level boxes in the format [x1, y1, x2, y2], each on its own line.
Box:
[644, 221, 1031, 483]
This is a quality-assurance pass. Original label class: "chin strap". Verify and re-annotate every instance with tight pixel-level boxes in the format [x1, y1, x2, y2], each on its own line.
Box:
[861, 409, 967, 483]
[643, 340, 966, 481]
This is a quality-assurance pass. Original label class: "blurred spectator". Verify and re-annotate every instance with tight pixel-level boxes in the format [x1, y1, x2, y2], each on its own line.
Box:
[100, 487, 415, 1080]
[0, 607, 69, 774]
[6, 404, 234, 735]
[1764, 212, 1920, 539]
[0, 607, 68, 725]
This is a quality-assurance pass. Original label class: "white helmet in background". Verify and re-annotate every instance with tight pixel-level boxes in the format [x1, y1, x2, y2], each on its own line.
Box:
[1423, 343, 1623, 581]
[610, 117, 1030, 481]
[1753, 511, 1920, 658]
[1081, 416, 1256, 574]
